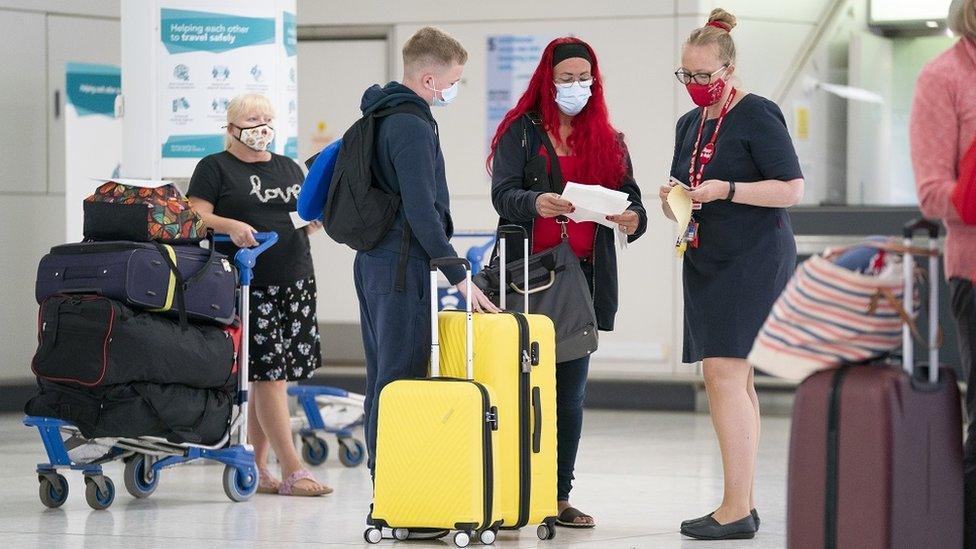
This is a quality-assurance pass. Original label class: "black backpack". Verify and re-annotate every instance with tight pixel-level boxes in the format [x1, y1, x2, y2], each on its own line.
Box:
[322, 101, 433, 252]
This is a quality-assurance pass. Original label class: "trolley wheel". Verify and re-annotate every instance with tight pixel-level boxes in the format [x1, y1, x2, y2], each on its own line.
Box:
[38, 474, 69, 508]
[222, 465, 257, 502]
[479, 528, 497, 545]
[84, 476, 115, 510]
[364, 527, 383, 544]
[537, 523, 556, 540]
[301, 436, 329, 466]
[392, 527, 410, 541]
[338, 439, 366, 467]
[453, 531, 471, 548]
[123, 455, 158, 499]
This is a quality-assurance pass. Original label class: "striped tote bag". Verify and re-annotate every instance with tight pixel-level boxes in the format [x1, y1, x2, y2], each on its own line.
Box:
[748, 242, 921, 381]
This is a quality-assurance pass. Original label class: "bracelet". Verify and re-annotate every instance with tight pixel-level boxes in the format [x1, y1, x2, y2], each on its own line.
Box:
[725, 180, 736, 202]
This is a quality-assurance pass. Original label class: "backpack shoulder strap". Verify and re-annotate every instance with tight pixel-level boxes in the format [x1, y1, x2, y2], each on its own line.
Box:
[524, 112, 564, 193]
[368, 101, 432, 293]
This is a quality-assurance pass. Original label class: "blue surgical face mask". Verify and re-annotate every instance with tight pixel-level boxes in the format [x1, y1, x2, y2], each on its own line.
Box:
[554, 81, 592, 116]
[428, 79, 460, 107]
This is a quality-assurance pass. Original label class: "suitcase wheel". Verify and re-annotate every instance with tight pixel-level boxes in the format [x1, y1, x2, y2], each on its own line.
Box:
[537, 522, 556, 541]
[364, 527, 383, 544]
[338, 438, 366, 468]
[392, 528, 409, 541]
[301, 436, 329, 466]
[38, 473, 69, 508]
[478, 528, 496, 545]
[453, 531, 471, 548]
[84, 475, 115, 510]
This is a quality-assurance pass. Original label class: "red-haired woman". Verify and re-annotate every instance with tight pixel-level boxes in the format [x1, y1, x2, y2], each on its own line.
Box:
[488, 37, 647, 528]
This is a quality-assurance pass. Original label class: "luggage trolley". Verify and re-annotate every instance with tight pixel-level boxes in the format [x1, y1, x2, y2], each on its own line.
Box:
[23, 232, 278, 510]
[288, 386, 366, 467]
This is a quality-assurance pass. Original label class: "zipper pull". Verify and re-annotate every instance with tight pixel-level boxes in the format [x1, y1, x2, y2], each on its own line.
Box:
[521, 349, 531, 373]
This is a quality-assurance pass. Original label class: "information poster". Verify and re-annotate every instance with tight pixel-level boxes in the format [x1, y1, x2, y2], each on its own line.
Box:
[64, 62, 122, 242]
[156, 0, 297, 173]
[485, 34, 554, 154]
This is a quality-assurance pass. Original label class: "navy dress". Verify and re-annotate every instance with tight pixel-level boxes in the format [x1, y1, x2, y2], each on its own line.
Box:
[670, 93, 802, 363]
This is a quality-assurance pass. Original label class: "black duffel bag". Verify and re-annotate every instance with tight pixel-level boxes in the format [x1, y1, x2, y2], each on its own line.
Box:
[25, 380, 234, 445]
[31, 295, 238, 390]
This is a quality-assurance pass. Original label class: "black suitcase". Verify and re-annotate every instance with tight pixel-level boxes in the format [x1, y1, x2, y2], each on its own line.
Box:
[31, 295, 239, 390]
[35, 240, 237, 326]
[24, 380, 234, 445]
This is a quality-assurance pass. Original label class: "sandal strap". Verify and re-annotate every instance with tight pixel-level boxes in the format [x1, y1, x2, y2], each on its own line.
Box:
[279, 469, 317, 495]
[559, 507, 593, 522]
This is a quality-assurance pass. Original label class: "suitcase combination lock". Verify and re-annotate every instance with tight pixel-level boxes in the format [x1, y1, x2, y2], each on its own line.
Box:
[486, 407, 499, 431]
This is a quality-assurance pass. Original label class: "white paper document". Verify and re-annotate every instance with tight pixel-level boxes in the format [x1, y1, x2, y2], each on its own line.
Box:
[290, 211, 311, 229]
[561, 182, 632, 249]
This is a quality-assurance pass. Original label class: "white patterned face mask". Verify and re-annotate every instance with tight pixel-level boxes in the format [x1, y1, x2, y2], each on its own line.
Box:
[235, 123, 275, 151]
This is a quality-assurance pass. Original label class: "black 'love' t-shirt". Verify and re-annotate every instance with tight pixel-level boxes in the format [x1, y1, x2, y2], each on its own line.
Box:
[188, 151, 313, 286]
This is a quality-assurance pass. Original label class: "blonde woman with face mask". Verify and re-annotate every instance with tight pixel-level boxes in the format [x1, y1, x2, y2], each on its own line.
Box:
[662, 9, 804, 540]
[187, 94, 330, 497]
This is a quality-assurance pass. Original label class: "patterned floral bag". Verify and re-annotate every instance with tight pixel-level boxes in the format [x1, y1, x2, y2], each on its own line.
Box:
[83, 181, 207, 243]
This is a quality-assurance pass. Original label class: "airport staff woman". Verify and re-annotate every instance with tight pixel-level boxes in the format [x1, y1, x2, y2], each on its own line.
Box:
[661, 9, 803, 540]
[488, 37, 647, 529]
[188, 94, 331, 498]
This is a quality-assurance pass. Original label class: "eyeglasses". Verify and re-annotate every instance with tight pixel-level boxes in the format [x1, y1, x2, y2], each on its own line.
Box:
[554, 76, 594, 88]
[674, 65, 729, 85]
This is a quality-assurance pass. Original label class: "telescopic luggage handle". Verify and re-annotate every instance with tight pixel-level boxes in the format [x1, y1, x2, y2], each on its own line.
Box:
[430, 258, 473, 380]
[901, 219, 940, 382]
[497, 225, 529, 314]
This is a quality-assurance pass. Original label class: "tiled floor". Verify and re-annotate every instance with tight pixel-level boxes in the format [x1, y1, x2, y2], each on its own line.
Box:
[0, 410, 789, 548]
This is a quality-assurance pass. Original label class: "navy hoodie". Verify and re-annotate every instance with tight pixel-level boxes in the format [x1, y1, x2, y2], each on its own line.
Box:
[360, 82, 465, 285]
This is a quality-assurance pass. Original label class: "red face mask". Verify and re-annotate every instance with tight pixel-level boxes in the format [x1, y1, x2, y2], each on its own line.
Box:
[686, 76, 727, 107]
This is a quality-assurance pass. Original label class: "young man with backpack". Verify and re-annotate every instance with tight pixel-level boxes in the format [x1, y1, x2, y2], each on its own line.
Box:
[349, 27, 499, 479]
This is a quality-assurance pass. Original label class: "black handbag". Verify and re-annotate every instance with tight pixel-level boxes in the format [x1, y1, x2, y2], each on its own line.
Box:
[475, 228, 598, 363]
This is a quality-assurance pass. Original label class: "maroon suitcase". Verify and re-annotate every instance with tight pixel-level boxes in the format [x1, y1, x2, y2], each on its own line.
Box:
[787, 220, 965, 549]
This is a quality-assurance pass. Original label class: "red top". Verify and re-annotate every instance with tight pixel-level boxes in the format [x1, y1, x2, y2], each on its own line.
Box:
[532, 150, 598, 258]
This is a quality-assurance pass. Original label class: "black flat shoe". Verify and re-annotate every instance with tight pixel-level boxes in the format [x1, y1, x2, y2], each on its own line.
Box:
[680, 514, 757, 540]
[681, 508, 761, 531]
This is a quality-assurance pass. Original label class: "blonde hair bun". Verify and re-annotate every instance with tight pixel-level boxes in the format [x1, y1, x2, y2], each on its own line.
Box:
[708, 8, 738, 31]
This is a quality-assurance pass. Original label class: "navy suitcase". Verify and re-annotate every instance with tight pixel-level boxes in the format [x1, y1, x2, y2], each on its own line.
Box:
[35, 241, 236, 325]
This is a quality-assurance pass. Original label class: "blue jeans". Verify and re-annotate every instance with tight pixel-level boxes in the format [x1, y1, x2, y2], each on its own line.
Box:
[556, 354, 590, 501]
[354, 248, 431, 474]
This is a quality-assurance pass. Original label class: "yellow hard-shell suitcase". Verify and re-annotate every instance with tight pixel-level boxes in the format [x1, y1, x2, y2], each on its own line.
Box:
[367, 259, 503, 548]
[440, 228, 559, 541]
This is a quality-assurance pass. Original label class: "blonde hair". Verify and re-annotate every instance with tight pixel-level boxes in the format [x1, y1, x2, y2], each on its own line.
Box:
[949, 0, 976, 39]
[685, 8, 738, 65]
[402, 26, 468, 75]
[225, 94, 275, 149]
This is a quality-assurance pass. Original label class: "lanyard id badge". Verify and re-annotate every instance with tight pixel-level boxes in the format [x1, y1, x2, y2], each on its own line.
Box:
[675, 218, 700, 256]
[688, 88, 737, 211]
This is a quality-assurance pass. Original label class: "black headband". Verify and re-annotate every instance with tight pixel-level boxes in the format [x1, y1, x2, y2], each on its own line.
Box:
[552, 43, 592, 67]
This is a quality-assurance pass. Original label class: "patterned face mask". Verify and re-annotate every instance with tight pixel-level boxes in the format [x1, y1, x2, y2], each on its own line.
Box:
[235, 123, 275, 151]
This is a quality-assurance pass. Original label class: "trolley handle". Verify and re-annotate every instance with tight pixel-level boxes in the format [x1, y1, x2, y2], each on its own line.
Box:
[213, 232, 279, 285]
[902, 219, 940, 239]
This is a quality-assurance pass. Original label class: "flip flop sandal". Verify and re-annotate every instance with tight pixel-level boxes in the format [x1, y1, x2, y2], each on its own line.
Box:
[556, 507, 595, 528]
[278, 469, 333, 497]
[257, 467, 280, 495]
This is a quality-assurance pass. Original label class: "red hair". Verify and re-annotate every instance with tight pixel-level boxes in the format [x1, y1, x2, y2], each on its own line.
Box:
[487, 37, 626, 188]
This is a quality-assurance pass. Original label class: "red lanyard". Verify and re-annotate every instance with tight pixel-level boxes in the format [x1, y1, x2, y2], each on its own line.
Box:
[688, 88, 737, 188]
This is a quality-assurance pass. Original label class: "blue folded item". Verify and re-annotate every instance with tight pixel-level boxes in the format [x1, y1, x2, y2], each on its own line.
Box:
[833, 237, 890, 274]
[297, 138, 343, 222]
